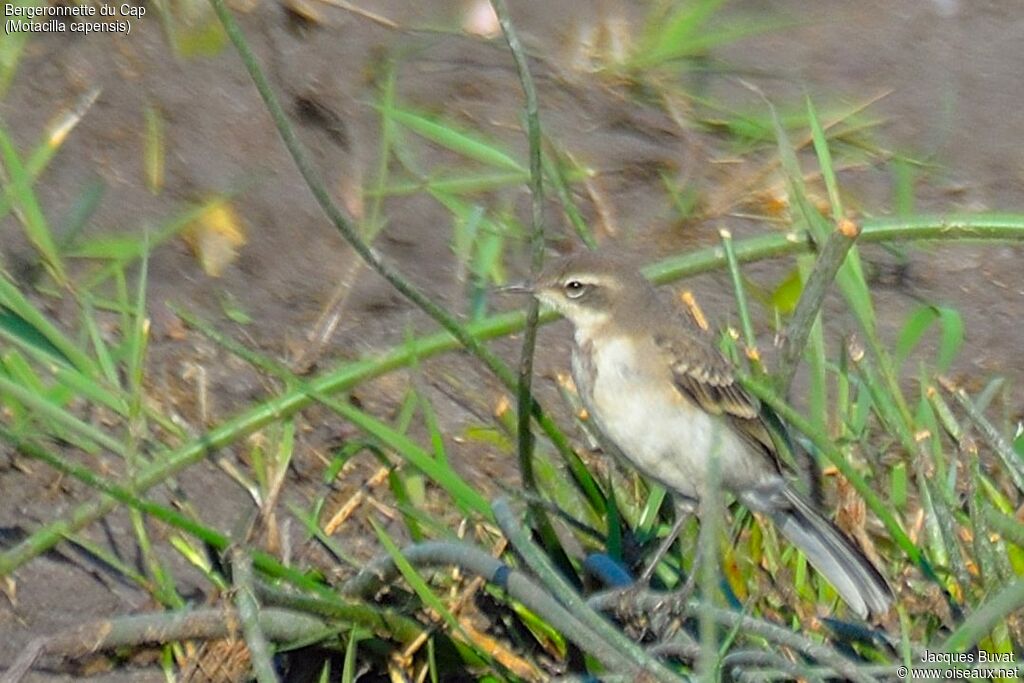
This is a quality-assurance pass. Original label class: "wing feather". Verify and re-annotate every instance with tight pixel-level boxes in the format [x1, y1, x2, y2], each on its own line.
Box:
[654, 330, 781, 471]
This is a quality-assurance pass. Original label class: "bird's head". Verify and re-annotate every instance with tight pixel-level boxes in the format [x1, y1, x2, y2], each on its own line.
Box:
[527, 252, 655, 332]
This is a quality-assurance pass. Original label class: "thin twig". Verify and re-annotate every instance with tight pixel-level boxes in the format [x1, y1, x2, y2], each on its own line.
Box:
[232, 549, 279, 683]
[722, 650, 825, 683]
[734, 664, 903, 682]
[775, 217, 860, 394]
[938, 375, 1024, 493]
[0, 608, 326, 683]
[696, 450, 722, 683]
[490, 0, 545, 495]
[291, 255, 365, 374]
[645, 637, 701, 662]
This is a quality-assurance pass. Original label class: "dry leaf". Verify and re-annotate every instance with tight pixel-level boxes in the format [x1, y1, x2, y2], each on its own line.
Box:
[183, 200, 247, 277]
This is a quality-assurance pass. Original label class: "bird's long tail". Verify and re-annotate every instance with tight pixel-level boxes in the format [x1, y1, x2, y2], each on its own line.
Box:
[753, 487, 893, 619]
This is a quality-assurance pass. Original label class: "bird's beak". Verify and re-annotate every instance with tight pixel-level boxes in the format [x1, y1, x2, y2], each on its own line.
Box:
[495, 281, 534, 295]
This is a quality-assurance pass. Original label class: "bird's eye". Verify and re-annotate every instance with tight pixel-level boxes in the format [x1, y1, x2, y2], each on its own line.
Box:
[563, 280, 587, 299]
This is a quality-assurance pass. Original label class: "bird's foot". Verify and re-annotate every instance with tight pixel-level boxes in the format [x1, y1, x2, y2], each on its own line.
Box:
[666, 570, 698, 615]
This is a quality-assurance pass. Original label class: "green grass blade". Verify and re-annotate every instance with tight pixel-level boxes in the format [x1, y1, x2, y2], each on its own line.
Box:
[719, 228, 761, 373]
[370, 519, 478, 657]
[0, 120, 67, 284]
[541, 143, 596, 248]
[365, 60, 396, 240]
[895, 304, 965, 374]
[387, 107, 525, 173]
[0, 274, 97, 376]
[75, 197, 221, 290]
[58, 177, 105, 248]
[81, 298, 122, 387]
[806, 94, 844, 222]
[631, 0, 728, 69]
[0, 22, 29, 97]
[0, 375, 124, 455]
[740, 373, 928, 572]
[770, 95, 913, 428]
[376, 170, 529, 197]
[330, 400, 492, 521]
[0, 305, 72, 366]
[0, 88, 99, 227]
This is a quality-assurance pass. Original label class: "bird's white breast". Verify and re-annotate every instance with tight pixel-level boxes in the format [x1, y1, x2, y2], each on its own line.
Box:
[574, 332, 766, 501]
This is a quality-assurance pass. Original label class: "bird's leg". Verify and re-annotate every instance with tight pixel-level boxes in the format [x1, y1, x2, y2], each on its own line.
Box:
[636, 505, 693, 586]
[605, 503, 695, 624]
[667, 497, 720, 617]
[642, 503, 702, 639]
[665, 544, 701, 616]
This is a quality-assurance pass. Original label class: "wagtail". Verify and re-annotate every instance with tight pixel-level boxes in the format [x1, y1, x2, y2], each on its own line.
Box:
[524, 251, 893, 619]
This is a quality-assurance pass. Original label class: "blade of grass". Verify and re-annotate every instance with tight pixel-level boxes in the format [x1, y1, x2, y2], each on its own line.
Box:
[386, 107, 524, 173]
[143, 105, 165, 194]
[894, 305, 964, 375]
[0, 119, 66, 285]
[806, 94, 844, 223]
[57, 178, 105, 249]
[334, 399, 491, 520]
[0, 88, 100, 226]
[0, 375, 125, 455]
[0, 22, 29, 97]
[2, 294, 185, 439]
[370, 520, 469, 639]
[371, 170, 529, 197]
[80, 297, 121, 388]
[628, 0, 787, 71]
[126, 247, 184, 608]
[719, 228, 763, 375]
[0, 305, 74, 367]
[0, 275, 97, 376]
[541, 142, 595, 248]
[941, 579, 1024, 652]
[73, 197, 222, 290]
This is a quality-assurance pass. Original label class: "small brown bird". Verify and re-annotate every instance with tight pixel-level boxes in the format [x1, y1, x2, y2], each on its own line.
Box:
[529, 251, 892, 619]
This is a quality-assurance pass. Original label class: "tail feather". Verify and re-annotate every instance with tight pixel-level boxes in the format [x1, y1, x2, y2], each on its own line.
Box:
[749, 487, 893, 619]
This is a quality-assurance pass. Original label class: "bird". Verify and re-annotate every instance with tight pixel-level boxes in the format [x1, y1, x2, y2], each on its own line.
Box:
[525, 250, 893, 619]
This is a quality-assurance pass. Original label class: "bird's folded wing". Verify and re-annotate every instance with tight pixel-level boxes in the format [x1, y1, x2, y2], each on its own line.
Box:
[654, 330, 782, 470]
